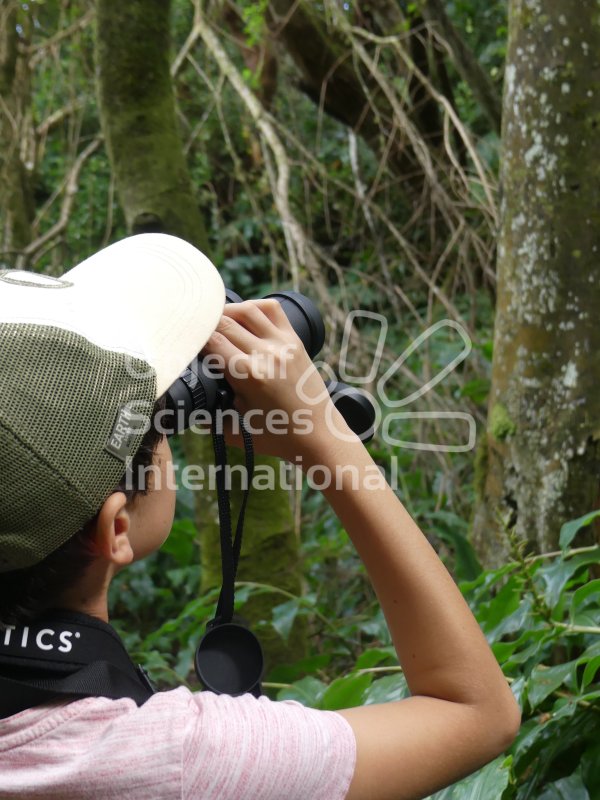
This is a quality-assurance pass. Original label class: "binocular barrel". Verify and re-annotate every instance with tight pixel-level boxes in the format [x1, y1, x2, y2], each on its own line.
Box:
[165, 290, 376, 442]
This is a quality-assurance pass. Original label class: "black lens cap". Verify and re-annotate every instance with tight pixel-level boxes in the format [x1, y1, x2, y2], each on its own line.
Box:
[195, 622, 264, 697]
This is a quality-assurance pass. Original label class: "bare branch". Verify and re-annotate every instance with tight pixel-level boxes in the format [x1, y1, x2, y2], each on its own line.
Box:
[23, 136, 102, 266]
[35, 100, 84, 139]
[28, 8, 94, 68]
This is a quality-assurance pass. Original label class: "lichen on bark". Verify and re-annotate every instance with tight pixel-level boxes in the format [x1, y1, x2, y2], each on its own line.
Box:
[472, 0, 600, 562]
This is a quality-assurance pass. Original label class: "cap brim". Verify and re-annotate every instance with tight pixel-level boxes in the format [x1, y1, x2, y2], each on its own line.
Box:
[63, 234, 225, 395]
[1, 234, 225, 397]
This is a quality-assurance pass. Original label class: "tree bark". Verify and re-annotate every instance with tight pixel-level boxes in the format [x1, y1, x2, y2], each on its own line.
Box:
[0, 1, 34, 266]
[95, 0, 209, 246]
[472, 0, 600, 562]
[94, 0, 306, 670]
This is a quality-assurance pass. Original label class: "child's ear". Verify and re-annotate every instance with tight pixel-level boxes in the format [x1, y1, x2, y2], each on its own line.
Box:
[95, 492, 134, 567]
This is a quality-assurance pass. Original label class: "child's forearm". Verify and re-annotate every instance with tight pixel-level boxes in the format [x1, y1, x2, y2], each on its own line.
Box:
[301, 409, 517, 717]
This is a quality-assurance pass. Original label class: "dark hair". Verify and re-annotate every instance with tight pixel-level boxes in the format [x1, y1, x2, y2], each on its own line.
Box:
[0, 396, 167, 627]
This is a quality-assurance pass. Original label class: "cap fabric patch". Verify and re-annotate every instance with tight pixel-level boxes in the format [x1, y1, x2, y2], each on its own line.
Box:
[0, 324, 156, 571]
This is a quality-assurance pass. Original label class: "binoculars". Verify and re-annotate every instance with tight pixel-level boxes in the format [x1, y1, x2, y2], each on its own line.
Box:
[165, 289, 376, 441]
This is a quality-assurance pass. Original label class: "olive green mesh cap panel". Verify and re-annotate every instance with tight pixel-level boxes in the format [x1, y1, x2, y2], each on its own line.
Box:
[0, 323, 157, 572]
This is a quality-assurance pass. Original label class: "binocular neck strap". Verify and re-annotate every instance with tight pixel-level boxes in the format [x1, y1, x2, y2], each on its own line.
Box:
[211, 413, 254, 625]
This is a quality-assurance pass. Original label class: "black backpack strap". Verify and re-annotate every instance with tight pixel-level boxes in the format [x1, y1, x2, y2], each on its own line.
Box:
[0, 661, 153, 719]
[0, 610, 154, 718]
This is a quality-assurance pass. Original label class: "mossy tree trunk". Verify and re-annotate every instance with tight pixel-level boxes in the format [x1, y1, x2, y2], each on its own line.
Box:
[472, 0, 600, 563]
[94, 0, 306, 667]
[0, 1, 34, 267]
[94, 0, 209, 246]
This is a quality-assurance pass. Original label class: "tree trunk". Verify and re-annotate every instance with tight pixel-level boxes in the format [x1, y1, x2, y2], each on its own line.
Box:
[94, 0, 209, 247]
[94, 0, 306, 669]
[0, 1, 34, 267]
[472, 0, 600, 563]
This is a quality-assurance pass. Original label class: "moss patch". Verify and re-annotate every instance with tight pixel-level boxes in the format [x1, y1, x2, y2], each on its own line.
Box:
[489, 404, 517, 441]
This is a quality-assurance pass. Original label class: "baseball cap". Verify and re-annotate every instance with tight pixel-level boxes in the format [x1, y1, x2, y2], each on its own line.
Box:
[0, 233, 225, 573]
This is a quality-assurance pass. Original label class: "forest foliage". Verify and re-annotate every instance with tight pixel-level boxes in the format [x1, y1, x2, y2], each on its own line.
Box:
[1, 1, 599, 797]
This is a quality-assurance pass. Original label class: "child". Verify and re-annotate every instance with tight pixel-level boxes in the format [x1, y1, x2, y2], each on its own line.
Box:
[0, 233, 520, 799]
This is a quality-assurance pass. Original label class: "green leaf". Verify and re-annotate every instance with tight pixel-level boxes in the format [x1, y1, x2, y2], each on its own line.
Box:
[570, 579, 600, 618]
[271, 599, 300, 643]
[428, 510, 482, 582]
[511, 715, 552, 757]
[550, 696, 579, 721]
[578, 688, 600, 702]
[581, 655, 600, 690]
[427, 755, 511, 800]
[267, 654, 331, 683]
[582, 740, 600, 797]
[537, 767, 590, 799]
[486, 594, 534, 643]
[499, 627, 551, 672]
[354, 647, 396, 669]
[527, 662, 574, 708]
[510, 675, 527, 708]
[576, 640, 600, 667]
[492, 640, 518, 661]
[460, 562, 515, 598]
[363, 674, 409, 704]
[160, 518, 197, 565]
[560, 511, 600, 551]
[571, 608, 600, 628]
[458, 378, 491, 405]
[539, 550, 600, 608]
[478, 576, 521, 635]
[277, 676, 327, 707]
[321, 673, 373, 710]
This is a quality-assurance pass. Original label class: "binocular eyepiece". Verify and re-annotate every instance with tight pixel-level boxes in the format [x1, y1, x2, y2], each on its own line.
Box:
[165, 289, 376, 442]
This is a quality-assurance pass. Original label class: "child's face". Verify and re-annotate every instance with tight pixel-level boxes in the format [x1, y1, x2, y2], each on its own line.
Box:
[125, 436, 177, 561]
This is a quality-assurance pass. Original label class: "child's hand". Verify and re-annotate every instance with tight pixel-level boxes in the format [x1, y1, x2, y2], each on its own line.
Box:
[200, 299, 353, 461]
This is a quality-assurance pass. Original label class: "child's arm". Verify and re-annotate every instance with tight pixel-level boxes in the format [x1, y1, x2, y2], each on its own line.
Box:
[203, 299, 521, 800]
[301, 432, 520, 799]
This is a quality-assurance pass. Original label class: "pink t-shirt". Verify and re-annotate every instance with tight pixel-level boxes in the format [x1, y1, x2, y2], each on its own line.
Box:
[0, 686, 356, 799]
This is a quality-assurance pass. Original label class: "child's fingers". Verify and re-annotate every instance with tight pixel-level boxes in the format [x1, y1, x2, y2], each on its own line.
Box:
[212, 313, 261, 354]
[248, 298, 297, 336]
[201, 329, 244, 369]
[222, 300, 281, 338]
